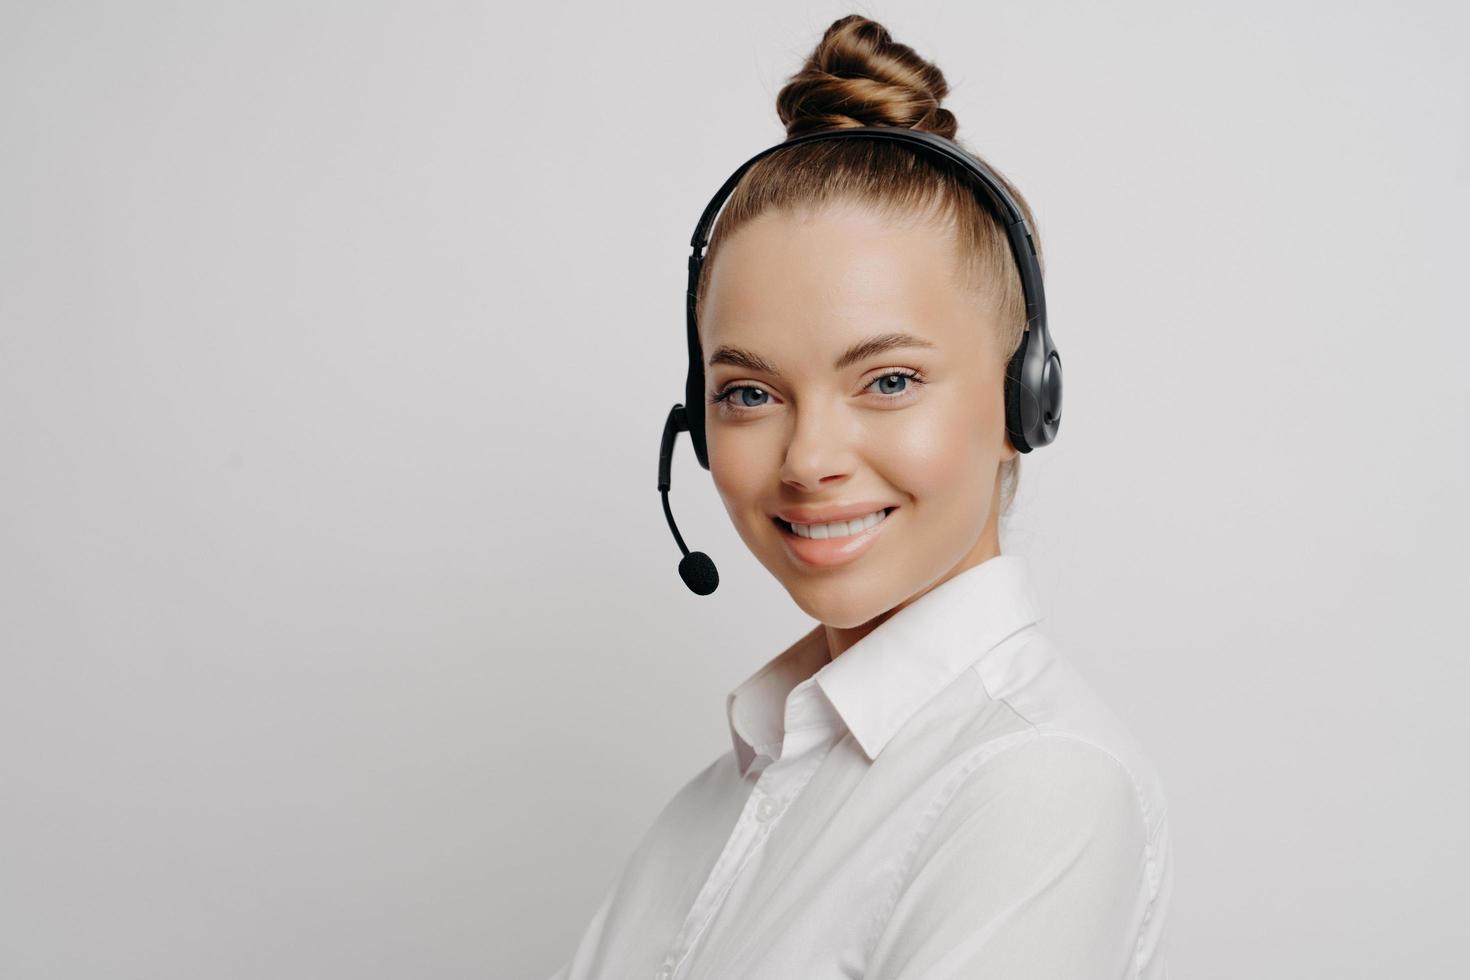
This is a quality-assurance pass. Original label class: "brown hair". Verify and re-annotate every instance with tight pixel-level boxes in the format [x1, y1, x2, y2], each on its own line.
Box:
[694, 13, 1044, 520]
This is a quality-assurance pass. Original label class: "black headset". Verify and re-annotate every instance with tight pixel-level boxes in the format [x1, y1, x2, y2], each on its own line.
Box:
[658, 125, 1063, 595]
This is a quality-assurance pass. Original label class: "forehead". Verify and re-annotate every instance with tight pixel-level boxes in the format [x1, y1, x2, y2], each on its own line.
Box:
[700, 200, 984, 359]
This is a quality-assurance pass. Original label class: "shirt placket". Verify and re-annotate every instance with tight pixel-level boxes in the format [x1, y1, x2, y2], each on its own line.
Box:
[652, 733, 831, 980]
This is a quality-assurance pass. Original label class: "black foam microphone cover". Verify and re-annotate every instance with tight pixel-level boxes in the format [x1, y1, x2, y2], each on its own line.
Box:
[660, 404, 719, 595]
[678, 551, 719, 596]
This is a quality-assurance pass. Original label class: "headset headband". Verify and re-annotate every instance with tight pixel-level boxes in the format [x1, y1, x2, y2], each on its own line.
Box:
[687, 126, 1047, 335]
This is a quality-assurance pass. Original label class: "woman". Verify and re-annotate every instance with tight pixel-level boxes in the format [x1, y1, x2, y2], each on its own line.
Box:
[552, 14, 1173, 979]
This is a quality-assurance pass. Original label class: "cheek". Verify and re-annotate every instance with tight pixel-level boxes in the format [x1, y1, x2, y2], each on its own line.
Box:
[706, 421, 766, 502]
[873, 398, 990, 496]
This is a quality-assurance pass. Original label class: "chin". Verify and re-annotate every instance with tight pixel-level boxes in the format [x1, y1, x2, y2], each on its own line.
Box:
[779, 573, 897, 630]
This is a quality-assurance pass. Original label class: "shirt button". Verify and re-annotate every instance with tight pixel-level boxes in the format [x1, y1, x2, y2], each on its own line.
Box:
[655, 967, 673, 980]
[756, 795, 779, 822]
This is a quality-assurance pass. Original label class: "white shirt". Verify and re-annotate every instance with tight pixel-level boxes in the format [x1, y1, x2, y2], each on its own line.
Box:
[550, 554, 1174, 979]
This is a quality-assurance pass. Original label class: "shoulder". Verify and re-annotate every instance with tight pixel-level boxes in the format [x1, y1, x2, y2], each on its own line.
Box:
[914, 732, 1171, 937]
[958, 628, 1172, 846]
[931, 627, 1176, 960]
[944, 733, 1155, 845]
[879, 731, 1175, 979]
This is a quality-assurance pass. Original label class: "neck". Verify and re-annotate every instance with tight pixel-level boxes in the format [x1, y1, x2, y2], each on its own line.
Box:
[823, 509, 1003, 662]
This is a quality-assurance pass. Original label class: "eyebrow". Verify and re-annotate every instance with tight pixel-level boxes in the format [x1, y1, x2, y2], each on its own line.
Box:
[707, 331, 937, 375]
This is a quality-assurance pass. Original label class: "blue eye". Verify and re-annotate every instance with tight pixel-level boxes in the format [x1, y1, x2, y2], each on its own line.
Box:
[873, 373, 911, 396]
[708, 384, 770, 411]
[731, 387, 771, 408]
[709, 369, 925, 418]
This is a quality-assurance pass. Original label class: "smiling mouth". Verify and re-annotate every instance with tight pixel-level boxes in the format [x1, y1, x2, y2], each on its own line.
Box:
[772, 506, 896, 539]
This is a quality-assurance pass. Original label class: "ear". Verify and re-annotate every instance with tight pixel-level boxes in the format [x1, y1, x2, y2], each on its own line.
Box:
[1000, 431, 1019, 463]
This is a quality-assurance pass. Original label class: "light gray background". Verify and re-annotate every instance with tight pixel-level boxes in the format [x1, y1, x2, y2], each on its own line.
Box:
[1, 2, 1465, 977]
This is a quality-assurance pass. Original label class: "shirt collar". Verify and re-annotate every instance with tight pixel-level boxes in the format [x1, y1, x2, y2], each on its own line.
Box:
[726, 554, 1044, 776]
[724, 623, 832, 778]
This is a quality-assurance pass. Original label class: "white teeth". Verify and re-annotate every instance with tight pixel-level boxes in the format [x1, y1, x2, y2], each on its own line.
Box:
[788, 508, 888, 540]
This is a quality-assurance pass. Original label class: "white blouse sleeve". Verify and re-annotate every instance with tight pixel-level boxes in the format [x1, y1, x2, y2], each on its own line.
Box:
[864, 734, 1159, 980]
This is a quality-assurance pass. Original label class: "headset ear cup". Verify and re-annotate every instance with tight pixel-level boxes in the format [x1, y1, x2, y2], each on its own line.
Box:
[1004, 334, 1032, 454]
[692, 413, 709, 469]
[692, 399, 710, 470]
[683, 362, 711, 469]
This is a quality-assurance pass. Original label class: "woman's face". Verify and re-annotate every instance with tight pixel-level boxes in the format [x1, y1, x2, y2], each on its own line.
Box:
[701, 199, 1017, 630]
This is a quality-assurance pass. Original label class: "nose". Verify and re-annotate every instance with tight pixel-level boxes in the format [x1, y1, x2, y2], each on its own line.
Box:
[778, 400, 856, 492]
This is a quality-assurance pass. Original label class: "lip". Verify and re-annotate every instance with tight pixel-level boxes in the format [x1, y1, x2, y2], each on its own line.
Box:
[771, 501, 898, 525]
[771, 506, 896, 569]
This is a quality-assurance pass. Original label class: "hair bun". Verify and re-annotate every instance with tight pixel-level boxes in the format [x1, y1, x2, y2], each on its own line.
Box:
[776, 14, 956, 139]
